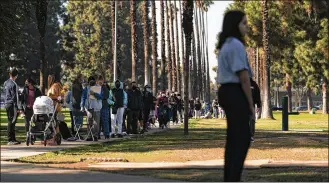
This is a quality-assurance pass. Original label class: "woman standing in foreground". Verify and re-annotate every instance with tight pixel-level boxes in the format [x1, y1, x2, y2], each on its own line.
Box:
[216, 10, 254, 182]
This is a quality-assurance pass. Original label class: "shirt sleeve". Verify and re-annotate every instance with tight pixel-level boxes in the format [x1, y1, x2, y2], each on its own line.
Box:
[229, 41, 249, 74]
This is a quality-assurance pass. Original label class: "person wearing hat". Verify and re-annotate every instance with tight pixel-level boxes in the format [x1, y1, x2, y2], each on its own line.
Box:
[141, 85, 153, 133]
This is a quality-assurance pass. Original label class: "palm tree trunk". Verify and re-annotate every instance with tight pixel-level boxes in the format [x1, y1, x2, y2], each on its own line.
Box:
[151, 0, 158, 94]
[306, 88, 313, 112]
[256, 46, 260, 85]
[192, 22, 197, 98]
[111, 1, 116, 80]
[323, 80, 328, 114]
[130, 0, 137, 82]
[174, 1, 181, 94]
[36, 0, 48, 94]
[166, 0, 172, 91]
[261, 0, 274, 119]
[194, 5, 202, 99]
[160, 0, 166, 91]
[205, 11, 210, 102]
[182, 0, 194, 135]
[169, 1, 176, 92]
[179, 0, 185, 95]
[143, 0, 150, 86]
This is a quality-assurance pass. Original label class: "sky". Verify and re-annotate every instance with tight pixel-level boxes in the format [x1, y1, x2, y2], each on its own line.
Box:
[154, 1, 232, 83]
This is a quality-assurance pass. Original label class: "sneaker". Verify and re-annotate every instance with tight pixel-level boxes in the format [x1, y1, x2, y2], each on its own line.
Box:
[111, 134, 115, 138]
[93, 137, 98, 141]
[7, 141, 20, 145]
[86, 137, 93, 141]
[98, 136, 101, 140]
[250, 137, 255, 142]
[122, 132, 127, 136]
[140, 130, 145, 134]
[105, 135, 110, 139]
[117, 134, 123, 138]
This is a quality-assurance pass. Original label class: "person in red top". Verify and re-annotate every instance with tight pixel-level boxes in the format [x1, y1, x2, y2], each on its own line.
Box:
[21, 77, 42, 132]
[157, 91, 169, 128]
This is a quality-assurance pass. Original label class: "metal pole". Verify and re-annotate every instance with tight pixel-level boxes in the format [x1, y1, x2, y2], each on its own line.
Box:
[282, 96, 289, 131]
[113, 1, 117, 82]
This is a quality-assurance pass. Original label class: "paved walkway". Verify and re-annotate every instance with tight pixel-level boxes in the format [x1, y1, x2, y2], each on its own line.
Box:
[88, 159, 328, 170]
[1, 123, 178, 182]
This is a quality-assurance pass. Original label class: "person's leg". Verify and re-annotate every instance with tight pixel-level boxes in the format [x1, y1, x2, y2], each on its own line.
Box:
[69, 111, 74, 133]
[173, 108, 177, 123]
[117, 107, 124, 135]
[6, 104, 15, 142]
[110, 113, 117, 136]
[24, 108, 33, 132]
[142, 108, 150, 131]
[127, 110, 132, 134]
[219, 86, 251, 182]
[92, 111, 100, 140]
[102, 107, 110, 137]
[122, 109, 127, 133]
[132, 111, 138, 134]
[86, 110, 93, 139]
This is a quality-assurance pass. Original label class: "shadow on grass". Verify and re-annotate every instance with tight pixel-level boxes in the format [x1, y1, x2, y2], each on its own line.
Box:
[51, 128, 328, 156]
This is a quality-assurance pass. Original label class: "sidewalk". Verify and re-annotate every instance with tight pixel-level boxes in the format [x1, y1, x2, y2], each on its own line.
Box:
[88, 159, 329, 170]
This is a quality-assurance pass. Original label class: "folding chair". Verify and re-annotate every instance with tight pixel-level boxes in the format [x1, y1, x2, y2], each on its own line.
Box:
[73, 111, 85, 140]
[85, 111, 95, 141]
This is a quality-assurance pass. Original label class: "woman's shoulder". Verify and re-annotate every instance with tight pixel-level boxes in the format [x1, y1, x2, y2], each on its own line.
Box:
[226, 37, 245, 49]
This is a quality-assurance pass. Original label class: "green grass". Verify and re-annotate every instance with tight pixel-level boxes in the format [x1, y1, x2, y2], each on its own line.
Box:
[15, 112, 328, 164]
[0, 108, 73, 145]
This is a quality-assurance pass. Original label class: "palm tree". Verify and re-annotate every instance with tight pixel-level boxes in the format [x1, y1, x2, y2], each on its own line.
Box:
[182, 0, 194, 135]
[261, 0, 274, 119]
[130, 0, 137, 82]
[169, 1, 177, 92]
[194, 2, 202, 99]
[111, 1, 115, 80]
[35, 0, 48, 94]
[160, 0, 166, 90]
[151, 0, 158, 94]
[179, 0, 185, 95]
[143, 0, 150, 86]
[174, 1, 181, 94]
[166, 0, 172, 91]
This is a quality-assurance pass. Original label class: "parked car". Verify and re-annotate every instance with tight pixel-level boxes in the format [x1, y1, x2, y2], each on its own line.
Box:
[296, 106, 308, 111]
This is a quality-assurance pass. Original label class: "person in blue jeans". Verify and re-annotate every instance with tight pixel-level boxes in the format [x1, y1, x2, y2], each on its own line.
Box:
[99, 78, 110, 139]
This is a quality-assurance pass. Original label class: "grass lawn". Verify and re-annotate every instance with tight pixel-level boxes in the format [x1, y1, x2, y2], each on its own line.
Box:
[6, 111, 329, 182]
[0, 108, 73, 145]
[15, 111, 328, 164]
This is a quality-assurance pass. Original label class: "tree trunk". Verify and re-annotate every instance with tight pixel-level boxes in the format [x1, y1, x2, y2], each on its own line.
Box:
[194, 4, 201, 99]
[191, 24, 197, 98]
[179, 0, 185, 95]
[151, 1, 158, 94]
[111, 1, 116, 81]
[261, 0, 274, 119]
[206, 11, 210, 103]
[174, 1, 181, 94]
[323, 80, 328, 114]
[286, 74, 292, 112]
[143, 0, 150, 86]
[130, 0, 137, 82]
[166, 0, 172, 91]
[168, 1, 177, 92]
[36, 0, 48, 94]
[182, 0, 193, 136]
[307, 88, 313, 112]
[160, 0, 166, 91]
[256, 46, 260, 85]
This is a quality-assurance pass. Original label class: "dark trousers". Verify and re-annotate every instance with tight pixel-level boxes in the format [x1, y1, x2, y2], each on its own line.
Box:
[122, 108, 127, 132]
[172, 107, 178, 123]
[143, 108, 150, 130]
[69, 111, 74, 133]
[127, 110, 139, 134]
[6, 104, 18, 142]
[24, 107, 34, 132]
[218, 84, 251, 182]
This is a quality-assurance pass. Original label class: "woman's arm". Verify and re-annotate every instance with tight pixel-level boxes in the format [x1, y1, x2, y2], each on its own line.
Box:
[238, 70, 254, 117]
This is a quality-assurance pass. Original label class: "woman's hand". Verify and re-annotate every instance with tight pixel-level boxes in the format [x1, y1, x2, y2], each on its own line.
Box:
[250, 105, 255, 120]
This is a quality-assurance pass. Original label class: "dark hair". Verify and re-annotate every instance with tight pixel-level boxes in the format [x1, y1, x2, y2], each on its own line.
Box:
[26, 77, 36, 85]
[97, 75, 104, 81]
[216, 10, 246, 50]
[89, 80, 96, 86]
[88, 76, 95, 83]
[9, 67, 18, 77]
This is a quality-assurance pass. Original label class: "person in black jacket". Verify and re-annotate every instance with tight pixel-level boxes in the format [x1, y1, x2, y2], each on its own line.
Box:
[71, 73, 85, 136]
[99, 76, 110, 139]
[141, 85, 153, 133]
[21, 77, 42, 132]
[127, 81, 143, 134]
[250, 78, 261, 142]
[111, 79, 125, 138]
[3, 68, 22, 145]
[176, 94, 183, 123]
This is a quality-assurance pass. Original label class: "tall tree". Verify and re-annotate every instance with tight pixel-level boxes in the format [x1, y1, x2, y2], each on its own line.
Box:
[169, 1, 177, 92]
[166, 0, 172, 91]
[143, 0, 150, 86]
[160, 0, 166, 90]
[174, 1, 181, 94]
[130, 0, 137, 82]
[36, 0, 48, 94]
[261, 0, 274, 119]
[182, 0, 193, 135]
[179, 0, 185, 95]
[194, 2, 202, 99]
[151, 1, 158, 94]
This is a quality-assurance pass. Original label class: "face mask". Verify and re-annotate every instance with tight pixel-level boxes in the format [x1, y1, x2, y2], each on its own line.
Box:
[132, 86, 137, 90]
